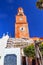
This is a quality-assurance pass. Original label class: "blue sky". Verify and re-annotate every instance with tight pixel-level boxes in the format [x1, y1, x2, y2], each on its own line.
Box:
[0, 0, 43, 37]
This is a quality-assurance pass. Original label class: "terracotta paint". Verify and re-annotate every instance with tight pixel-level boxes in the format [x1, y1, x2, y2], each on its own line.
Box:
[15, 7, 29, 38]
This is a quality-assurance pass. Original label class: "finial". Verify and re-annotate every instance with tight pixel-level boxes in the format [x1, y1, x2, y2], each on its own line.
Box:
[3, 33, 5, 36]
[7, 32, 9, 35]
[17, 7, 24, 15]
[18, 7, 23, 13]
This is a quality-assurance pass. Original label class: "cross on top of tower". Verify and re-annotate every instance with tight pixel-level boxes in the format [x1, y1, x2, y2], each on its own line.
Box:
[17, 7, 24, 16]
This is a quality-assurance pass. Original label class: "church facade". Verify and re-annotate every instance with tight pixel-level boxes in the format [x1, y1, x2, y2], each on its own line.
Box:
[0, 7, 41, 65]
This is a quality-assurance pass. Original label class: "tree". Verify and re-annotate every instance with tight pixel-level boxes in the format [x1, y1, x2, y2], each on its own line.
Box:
[23, 44, 35, 58]
[39, 43, 43, 56]
[23, 43, 43, 58]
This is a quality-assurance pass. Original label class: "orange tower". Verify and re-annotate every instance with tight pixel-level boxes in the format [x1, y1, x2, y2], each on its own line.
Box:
[15, 7, 29, 38]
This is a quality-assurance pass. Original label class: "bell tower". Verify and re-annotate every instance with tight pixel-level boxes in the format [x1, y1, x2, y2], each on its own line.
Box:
[15, 7, 29, 38]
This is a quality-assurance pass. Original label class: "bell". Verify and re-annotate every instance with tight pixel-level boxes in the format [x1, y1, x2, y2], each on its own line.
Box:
[36, 0, 43, 9]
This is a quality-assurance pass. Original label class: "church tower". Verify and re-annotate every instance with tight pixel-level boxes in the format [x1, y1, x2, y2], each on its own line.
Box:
[15, 7, 29, 38]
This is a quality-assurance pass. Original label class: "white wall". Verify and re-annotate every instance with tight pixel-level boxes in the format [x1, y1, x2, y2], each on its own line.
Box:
[0, 48, 21, 65]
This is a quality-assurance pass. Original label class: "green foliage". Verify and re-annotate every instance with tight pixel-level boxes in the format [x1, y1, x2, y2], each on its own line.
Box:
[40, 0, 43, 2]
[36, 1, 43, 10]
[39, 43, 43, 56]
[24, 43, 43, 58]
[23, 44, 35, 58]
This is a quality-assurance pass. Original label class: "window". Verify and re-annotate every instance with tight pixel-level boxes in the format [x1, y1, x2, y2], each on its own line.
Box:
[4, 54, 17, 65]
